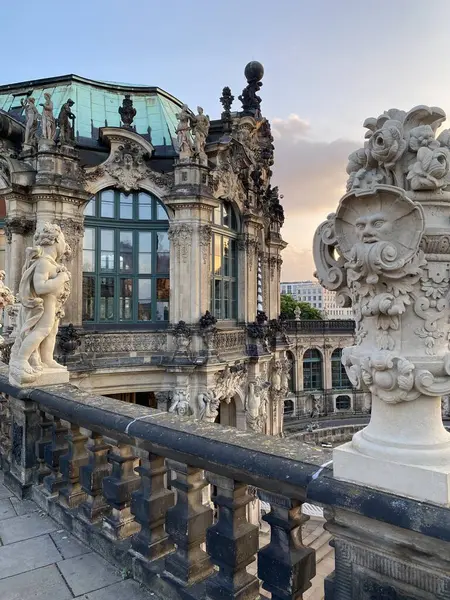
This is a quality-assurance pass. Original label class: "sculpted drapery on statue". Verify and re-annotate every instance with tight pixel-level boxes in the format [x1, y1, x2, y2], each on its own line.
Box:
[314, 104, 450, 505]
[21, 97, 39, 147]
[9, 224, 71, 387]
[40, 93, 56, 141]
[175, 104, 193, 160]
[191, 106, 210, 163]
[58, 99, 76, 145]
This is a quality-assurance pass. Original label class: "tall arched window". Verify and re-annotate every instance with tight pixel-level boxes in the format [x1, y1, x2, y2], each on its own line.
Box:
[331, 348, 351, 389]
[82, 189, 169, 325]
[211, 201, 239, 320]
[303, 349, 323, 390]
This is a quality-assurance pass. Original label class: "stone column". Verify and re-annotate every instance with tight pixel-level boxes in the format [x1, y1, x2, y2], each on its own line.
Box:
[165, 159, 218, 325]
[314, 106, 450, 505]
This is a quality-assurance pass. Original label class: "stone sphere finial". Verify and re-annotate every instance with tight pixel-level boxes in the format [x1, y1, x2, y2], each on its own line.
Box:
[244, 61, 264, 83]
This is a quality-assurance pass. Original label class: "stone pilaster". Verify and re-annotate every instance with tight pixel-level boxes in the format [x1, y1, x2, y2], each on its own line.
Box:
[165, 159, 218, 325]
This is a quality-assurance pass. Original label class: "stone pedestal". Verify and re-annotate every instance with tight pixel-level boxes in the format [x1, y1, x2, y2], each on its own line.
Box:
[9, 367, 69, 389]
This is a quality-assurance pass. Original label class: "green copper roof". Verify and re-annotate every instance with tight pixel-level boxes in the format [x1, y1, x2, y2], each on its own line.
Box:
[0, 75, 183, 150]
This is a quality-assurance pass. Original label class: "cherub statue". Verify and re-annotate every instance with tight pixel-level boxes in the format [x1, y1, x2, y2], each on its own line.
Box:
[40, 93, 56, 141]
[9, 223, 71, 386]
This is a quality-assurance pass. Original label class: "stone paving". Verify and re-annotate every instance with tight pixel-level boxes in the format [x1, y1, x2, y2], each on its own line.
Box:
[0, 472, 159, 600]
[0, 469, 332, 599]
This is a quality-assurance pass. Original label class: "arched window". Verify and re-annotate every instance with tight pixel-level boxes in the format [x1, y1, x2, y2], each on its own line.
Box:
[303, 349, 323, 390]
[82, 189, 169, 325]
[331, 348, 351, 389]
[211, 201, 239, 320]
[287, 350, 295, 393]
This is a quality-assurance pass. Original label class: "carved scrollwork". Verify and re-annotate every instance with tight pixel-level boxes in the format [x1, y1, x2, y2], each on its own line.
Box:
[168, 223, 193, 263]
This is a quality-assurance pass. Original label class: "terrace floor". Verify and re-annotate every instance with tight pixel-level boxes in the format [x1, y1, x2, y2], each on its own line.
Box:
[0, 469, 332, 600]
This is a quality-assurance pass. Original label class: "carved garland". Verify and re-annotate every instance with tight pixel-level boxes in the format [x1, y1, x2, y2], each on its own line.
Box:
[168, 224, 193, 263]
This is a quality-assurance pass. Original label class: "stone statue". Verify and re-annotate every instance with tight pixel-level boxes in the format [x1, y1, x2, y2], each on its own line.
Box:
[40, 93, 56, 141]
[197, 390, 219, 422]
[9, 223, 71, 387]
[21, 97, 39, 147]
[175, 104, 192, 159]
[58, 99, 76, 145]
[118, 94, 136, 129]
[169, 390, 191, 417]
[191, 106, 210, 161]
[294, 306, 302, 321]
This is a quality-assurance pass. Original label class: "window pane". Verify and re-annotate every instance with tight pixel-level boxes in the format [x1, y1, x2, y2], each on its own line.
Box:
[214, 235, 222, 275]
[224, 280, 230, 319]
[230, 239, 236, 277]
[84, 198, 95, 216]
[83, 250, 95, 272]
[156, 278, 169, 321]
[138, 193, 152, 219]
[119, 231, 133, 272]
[100, 189, 114, 218]
[99, 277, 115, 321]
[119, 278, 133, 321]
[138, 279, 151, 321]
[223, 238, 230, 276]
[100, 230, 114, 271]
[223, 203, 230, 228]
[82, 276, 95, 321]
[213, 206, 221, 225]
[156, 231, 169, 273]
[139, 232, 152, 274]
[83, 228, 95, 272]
[157, 202, 167, 220]
[214, 279, 221, 319]
[119, 193, 133, 219]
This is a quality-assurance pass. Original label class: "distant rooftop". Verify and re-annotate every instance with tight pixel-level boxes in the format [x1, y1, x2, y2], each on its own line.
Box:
[0, 74, 184, 150]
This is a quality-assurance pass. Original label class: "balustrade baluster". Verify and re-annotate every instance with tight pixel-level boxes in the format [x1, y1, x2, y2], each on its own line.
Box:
[59, 423, 89, 508]
[131, 451, 175, 559]
[257, 491, 315, 600]
[205, 474, 260, 600]
[35, 411, 53, 483]
[43, 418, 69, 494]
[79, 431, 112, 523]
[0, 393, 11, 469]
[102, 442, 140, 539]
[164, 461, 213, 588]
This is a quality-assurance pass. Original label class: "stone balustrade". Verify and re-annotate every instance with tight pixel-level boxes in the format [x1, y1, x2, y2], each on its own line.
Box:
[0, 370, 449, 599]
[284, 319, 356, 335]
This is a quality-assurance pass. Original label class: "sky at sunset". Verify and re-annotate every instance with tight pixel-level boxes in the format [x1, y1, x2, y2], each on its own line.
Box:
[3, 0, 450, 281]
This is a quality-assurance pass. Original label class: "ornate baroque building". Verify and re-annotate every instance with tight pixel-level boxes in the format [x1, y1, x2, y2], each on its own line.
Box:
[0, 63, 291, 434]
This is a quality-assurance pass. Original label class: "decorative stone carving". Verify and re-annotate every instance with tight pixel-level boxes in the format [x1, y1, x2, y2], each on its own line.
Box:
[173, 320, 192, 353]
[168, 390, 192, 417]
[21, 97, 39, 148]
[191, 107, 210, 163]
[0, 271, 15, 349]
[4, 217, 35, 244]
[268, 255, 277, 281]
[198, 224, 212, 265]
[198, 364, 247, 423]
[239, 61, 264, 119]
[53, 218, 83, 256]
[58, 99, 76, 146]
[82, 332, 167, 354]
[315, 105, 450, 505]
[105, 141, 148, 193]
[346, 105, 448, 193]
[168, 223, 192, 263]
[245, 377, 270, 432]
[9, 223, 71, 387]
[294, 306, 302, 321]
[220, 86, 234, 133]
[118, 94, 136, 129]
[40, 93, 56, 141]
[175, 104, 193, 160]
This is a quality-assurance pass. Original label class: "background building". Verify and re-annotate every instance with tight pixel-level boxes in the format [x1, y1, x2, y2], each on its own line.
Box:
[280, 280, 353, 319]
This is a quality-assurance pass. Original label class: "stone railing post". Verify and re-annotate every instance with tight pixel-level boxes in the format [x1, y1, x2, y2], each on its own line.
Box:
[58, 423, 89, 508]
[131, 451, 175, 560]
[79, 432, 112, 523]
[164, 461, 213, 589]
[205, 473, 260, 600]
[258, 491, 316, 599]
[43, 418, 69, 495]
[35, 411, 53, 483]
[4, 395, 40, 498]
[102, 442, 140, 540]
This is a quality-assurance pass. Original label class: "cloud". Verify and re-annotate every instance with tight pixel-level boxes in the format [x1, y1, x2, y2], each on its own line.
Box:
[270, 114, 358, 280]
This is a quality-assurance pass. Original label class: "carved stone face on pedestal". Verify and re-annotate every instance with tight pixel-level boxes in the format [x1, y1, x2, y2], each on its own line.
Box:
[314, 105, 450, 505]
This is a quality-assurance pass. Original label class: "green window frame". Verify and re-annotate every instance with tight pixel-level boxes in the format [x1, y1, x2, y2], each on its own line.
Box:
[331, 348, 352, 389]
[303, 349, 323, 390]
[210, 201, 239, 320]
[82, 189, 169, 327]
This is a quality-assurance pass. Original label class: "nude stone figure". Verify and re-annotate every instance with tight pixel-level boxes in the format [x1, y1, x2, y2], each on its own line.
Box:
[40, 93, 56, 141]
[9, 223, 71, 386]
